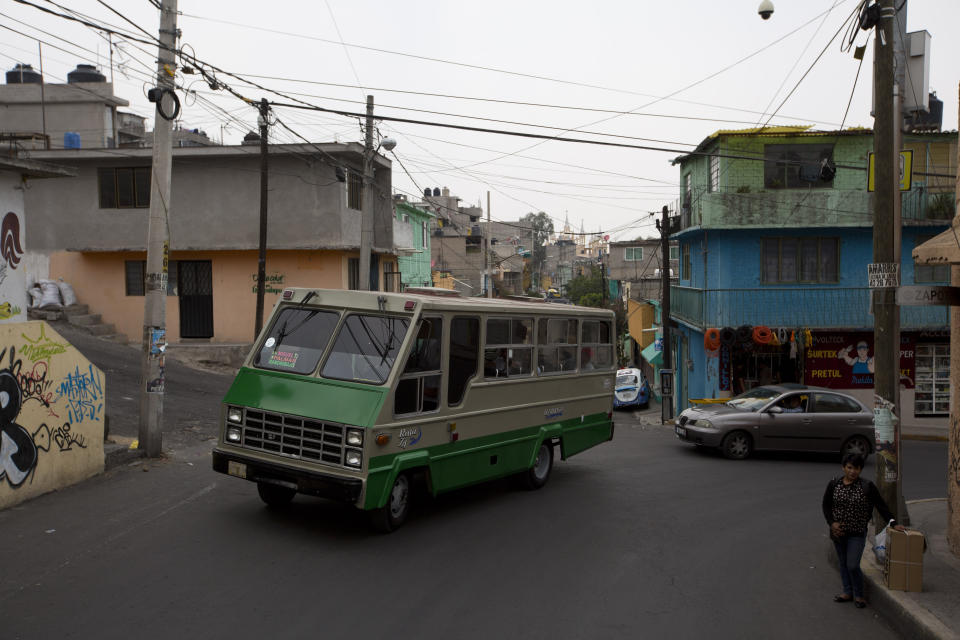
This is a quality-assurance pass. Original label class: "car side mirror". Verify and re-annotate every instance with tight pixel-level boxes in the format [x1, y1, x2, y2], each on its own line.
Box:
[767, 406, 783, 414]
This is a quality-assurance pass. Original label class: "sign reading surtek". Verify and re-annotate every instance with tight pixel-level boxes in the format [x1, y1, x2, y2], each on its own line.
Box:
[868, 263, 900, 288]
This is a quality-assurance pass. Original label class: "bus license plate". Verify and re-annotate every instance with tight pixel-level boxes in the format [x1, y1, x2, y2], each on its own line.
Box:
[228, 461, 247, 479]
[675, 426, 686, 438]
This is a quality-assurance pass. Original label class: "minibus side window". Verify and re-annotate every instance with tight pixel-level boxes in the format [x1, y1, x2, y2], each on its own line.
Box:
[321, 314, 410, 384]
[395, 317, 443, 416]
[483, 317, 533, 379]
[254, 307, 340, 375]
[537, 318, 578, 374]
[580, 319, 614, 371]
[448, 316, 479, 406]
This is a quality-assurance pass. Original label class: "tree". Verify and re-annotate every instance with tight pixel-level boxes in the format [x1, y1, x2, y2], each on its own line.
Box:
[566, 264, 602, 305]
[520, 211, 554, 291]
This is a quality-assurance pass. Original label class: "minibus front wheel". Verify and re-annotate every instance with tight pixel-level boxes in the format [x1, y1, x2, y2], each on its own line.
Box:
[369, 472, 411, 533]
[257, 481, 296, 507]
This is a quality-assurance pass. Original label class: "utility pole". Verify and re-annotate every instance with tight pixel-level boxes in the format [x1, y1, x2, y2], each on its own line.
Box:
[37, 43, 47, 149]
[138, 0, 177, 458]
[254, 98, 269, 339]
[658, 205, 673, 423]
[359, 95, 374, 291]
[871, 0, 905, 524]
[486, 191, 492, 298]
[948, 88, 960, 557]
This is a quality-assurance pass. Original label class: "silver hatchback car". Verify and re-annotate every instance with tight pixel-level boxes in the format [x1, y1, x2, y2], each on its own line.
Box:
[674, 385, 874, 460]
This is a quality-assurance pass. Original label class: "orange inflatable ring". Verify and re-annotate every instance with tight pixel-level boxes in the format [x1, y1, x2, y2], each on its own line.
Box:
[704, 328, 721, 351]
[753, 326, 773, 344]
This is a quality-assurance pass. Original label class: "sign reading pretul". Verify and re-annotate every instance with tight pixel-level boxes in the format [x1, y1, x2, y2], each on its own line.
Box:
[867, 262, 900, 288]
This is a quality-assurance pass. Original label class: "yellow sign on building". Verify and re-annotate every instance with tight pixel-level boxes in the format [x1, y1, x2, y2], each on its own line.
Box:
[867, 150, 913, 192]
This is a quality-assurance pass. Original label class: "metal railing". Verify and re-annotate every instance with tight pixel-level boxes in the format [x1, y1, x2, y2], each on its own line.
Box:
[670, 285, 948, 329]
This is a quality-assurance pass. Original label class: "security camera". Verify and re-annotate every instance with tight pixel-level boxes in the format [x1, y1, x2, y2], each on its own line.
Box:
[758, 0, 774, 19]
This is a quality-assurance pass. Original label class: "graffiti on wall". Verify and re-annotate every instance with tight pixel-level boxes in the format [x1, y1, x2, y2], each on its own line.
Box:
[0, 324, 104, 498]
[251, 272, 286, 295]
[0, 212, 24, 323]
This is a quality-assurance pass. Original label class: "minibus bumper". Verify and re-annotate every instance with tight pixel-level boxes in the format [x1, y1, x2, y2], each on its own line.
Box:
[212, 448, 363, 504]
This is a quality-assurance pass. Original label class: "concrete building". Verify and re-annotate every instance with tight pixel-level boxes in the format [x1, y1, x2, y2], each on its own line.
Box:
[668, 125, 954, 427]
[607, 238, 678, 303]
[20, 142, 395, 344]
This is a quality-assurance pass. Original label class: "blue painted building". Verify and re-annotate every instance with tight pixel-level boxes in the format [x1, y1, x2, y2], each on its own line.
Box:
[669, 127, 954, 427]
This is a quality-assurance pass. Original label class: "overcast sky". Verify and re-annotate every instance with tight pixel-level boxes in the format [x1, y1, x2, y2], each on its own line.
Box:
[3, 0, 958, 240]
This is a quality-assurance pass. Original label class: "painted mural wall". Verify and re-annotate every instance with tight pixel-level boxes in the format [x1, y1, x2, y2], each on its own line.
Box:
[0, 321, 105, 510]
[0, 173, 28, 323]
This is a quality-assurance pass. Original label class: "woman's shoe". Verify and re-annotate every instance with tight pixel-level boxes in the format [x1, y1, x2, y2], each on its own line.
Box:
[854, 600, 867, 608]
[833, 595, 853, 603]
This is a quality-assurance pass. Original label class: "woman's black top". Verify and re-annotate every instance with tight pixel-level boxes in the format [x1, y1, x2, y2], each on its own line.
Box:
[821, 476, 896, 537]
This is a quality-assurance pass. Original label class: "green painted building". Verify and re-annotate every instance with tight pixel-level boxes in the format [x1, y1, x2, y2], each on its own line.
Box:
[394, 199, 435, 290]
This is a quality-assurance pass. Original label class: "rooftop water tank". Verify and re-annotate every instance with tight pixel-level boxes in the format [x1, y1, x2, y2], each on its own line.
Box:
[64, 132, 81, 149]
[67, 63, 105, 83]
[6, 63, 42, 84]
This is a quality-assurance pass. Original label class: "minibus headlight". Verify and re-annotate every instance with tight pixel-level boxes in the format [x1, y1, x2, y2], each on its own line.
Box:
[345, 450, 362, 468]
[226, 427, 242, 443]
[227, 407, 243, 424]
[346, 428, 363, 446]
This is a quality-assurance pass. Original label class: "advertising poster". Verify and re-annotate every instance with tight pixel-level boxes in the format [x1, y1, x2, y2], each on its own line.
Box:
[805, 332, 915, 389]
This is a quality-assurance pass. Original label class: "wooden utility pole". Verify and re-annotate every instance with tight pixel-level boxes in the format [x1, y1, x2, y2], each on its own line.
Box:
[359, 95, 374, 291]
[254, 98, 269, 339]
[872, 0, 904, 523]
[138, 0, 177, 458]
[659, 205, 673, 423]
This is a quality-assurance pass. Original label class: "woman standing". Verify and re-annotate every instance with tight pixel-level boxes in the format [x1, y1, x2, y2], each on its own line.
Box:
[821, 453, 905, 608]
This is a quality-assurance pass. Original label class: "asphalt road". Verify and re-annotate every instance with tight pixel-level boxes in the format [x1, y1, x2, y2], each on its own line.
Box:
[0, 357, 948, 640]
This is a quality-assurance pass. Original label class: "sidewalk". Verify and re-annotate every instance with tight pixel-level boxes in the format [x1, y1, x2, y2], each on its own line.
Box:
[828, 499, 960, 640]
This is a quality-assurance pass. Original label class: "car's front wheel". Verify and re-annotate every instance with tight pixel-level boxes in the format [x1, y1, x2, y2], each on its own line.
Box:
[722, 430, 753, 460]
[841, 435, 871, 458]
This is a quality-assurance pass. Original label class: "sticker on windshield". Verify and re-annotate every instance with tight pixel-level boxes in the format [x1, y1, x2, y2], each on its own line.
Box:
[268, 349, 300, 368]
[265, 337, 276, 348]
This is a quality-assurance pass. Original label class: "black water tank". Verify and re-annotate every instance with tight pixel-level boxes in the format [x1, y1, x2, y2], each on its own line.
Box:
[6, 63, 41, 84]
[423, 187, 432, 197]
[67, 64, 105, 83]
[432, 187, 441, 196]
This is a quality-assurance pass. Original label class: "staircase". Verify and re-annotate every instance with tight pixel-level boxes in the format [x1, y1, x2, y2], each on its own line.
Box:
[30, 304, 129, 344]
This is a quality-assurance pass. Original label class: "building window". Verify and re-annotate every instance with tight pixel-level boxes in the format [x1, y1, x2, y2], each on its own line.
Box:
[99, 167, 151, 208]
[669, 245, 679, 261]
[421, 221, 428, 249]
[914, 235, 950, 282]
[761, 237, 839, 283]
[683, 173, 692, 208]
[124, 260, 178, 295]
[915, 343, 949, 415]
[347, 170, 363, 210]
[708, 154, 719, 192]
[625, 246, 643, 261]
[347, 257, 360, 290]
[681, 243, 691, 280]
[763, 144, 834, 189]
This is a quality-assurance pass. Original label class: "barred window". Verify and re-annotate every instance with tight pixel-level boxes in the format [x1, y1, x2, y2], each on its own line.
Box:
[99, 167, 151, 208]
[762, 237, 839, 283]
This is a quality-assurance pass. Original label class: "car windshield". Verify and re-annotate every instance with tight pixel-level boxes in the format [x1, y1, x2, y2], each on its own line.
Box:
[617, 374, 639, 387]
[727, 387, 782, 412]
[254, 307, 340, 374]
[321, 314, 410, 385]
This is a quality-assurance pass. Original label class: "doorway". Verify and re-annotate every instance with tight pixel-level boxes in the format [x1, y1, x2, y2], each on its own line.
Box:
[178, 260, 213, 338]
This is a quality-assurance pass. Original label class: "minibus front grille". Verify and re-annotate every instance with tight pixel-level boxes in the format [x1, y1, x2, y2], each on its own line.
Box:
[241, 410, 345, 466]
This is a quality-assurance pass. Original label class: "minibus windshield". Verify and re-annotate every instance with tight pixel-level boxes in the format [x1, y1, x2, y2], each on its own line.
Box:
[254, 307, 340, 374]
[321, 314, 410, 385]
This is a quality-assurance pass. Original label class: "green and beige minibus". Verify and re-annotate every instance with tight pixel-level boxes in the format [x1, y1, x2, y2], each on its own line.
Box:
[213, 287, 616, 531]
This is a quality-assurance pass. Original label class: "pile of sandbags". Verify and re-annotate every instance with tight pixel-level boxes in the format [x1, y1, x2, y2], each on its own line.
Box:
[28, 278, 77, 309]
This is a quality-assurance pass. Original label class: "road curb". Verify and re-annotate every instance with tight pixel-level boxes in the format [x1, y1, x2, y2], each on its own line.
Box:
[823, 536, 958, 640]
[902, 434, 948, 442]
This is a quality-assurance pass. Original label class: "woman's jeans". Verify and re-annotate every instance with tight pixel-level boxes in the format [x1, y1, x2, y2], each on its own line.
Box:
[833, 535, 867, 598]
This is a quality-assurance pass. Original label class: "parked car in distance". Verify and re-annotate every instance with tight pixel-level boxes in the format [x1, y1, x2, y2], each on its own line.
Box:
[674, 385, 874, 460]
[614, 367, 651, 410]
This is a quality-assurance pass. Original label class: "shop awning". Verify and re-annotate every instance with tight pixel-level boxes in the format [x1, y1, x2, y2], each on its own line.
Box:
[641, 341, 662, 367]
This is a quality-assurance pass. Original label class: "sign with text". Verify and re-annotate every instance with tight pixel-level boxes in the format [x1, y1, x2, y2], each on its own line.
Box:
[867, 150, 913, 192]
[804, 332, 915, 389]
[896, 285, 960, 306]
[868, 263, 900, 288]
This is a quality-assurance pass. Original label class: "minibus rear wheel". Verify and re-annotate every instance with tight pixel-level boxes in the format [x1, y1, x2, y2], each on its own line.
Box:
[521, 442, 553, 490]
[257, 482, 296, 507]
[369, 472, 411, 533]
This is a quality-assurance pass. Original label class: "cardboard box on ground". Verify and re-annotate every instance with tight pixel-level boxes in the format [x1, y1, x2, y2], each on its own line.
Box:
[885, 529, 925, 592]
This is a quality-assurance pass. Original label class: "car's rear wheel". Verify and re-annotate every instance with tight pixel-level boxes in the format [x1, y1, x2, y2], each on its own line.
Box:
[257, 481, 296, 507]
[841, 435, 871, 458]
[722, 430, 753, 460]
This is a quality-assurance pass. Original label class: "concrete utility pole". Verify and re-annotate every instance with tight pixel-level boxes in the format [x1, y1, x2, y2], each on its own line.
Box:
[949, 88, 960, 557]
[254, 98, 269, 339]
[138, 0, 178, 458]
[659, 205, 673, 423]
[486, 191, 492, 298]
[872, 0, 905, 523]
[359, 95, 375, 291]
